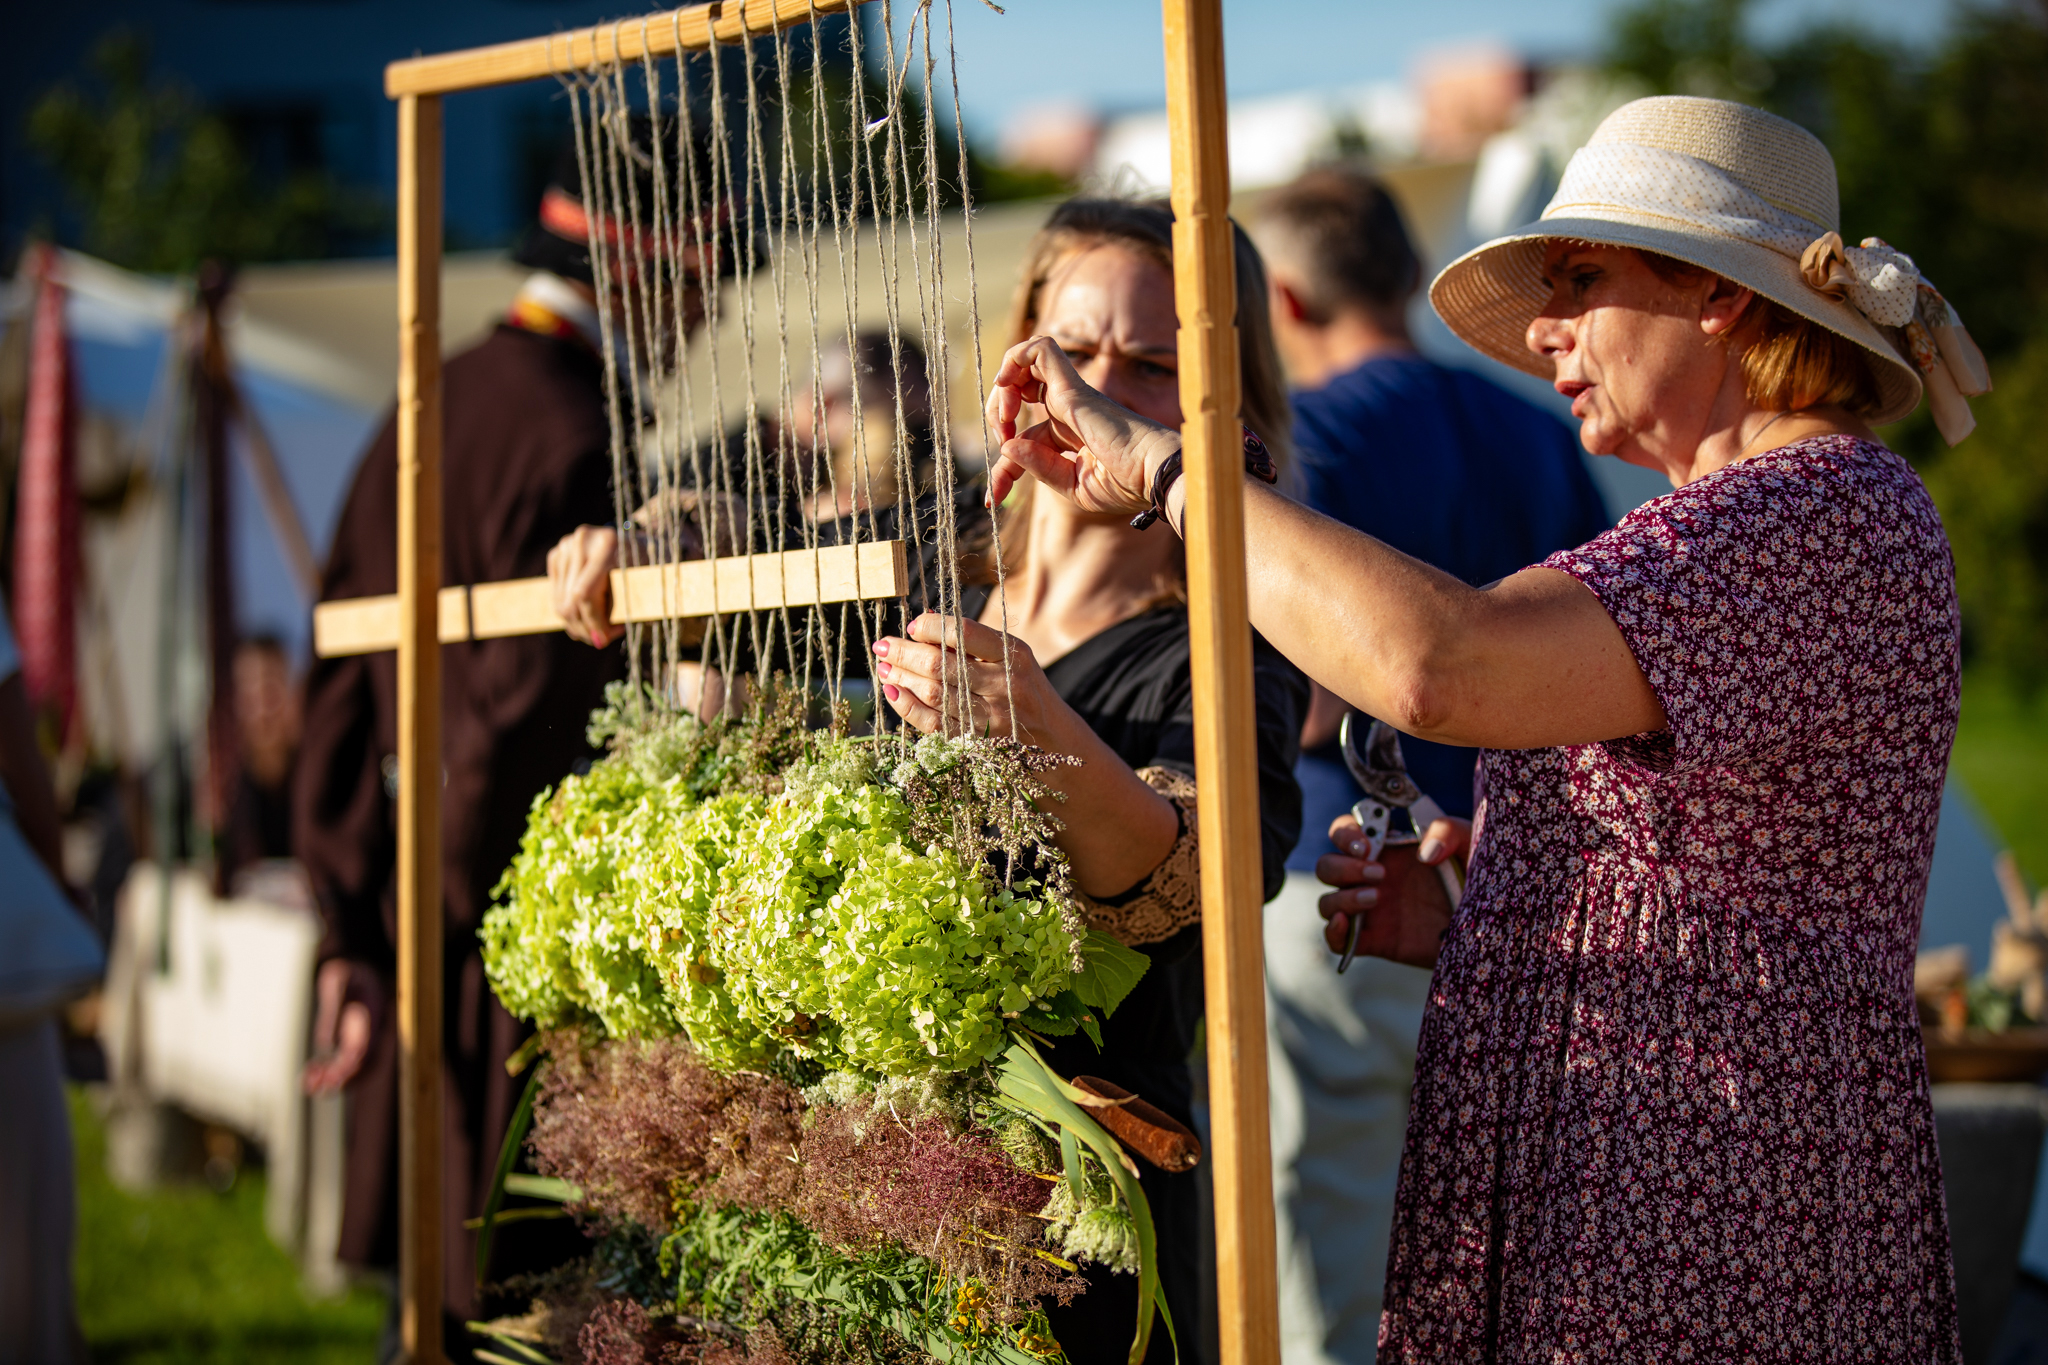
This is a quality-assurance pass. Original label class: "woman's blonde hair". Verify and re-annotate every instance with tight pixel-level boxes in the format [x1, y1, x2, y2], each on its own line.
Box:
[986, 198, 1294, 585]
[1636, 249, 1882, 415]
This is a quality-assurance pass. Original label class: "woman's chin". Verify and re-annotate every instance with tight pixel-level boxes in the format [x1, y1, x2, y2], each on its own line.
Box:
[1576, 418, 1623, 459]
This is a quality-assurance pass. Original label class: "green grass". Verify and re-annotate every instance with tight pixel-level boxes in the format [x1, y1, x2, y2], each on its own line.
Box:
[1952, 671, 2048, 889]
[70, 1089, 386, 1364]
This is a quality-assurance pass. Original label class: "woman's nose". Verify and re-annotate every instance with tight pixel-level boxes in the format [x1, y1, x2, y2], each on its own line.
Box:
[1526, 311, 1573, 362]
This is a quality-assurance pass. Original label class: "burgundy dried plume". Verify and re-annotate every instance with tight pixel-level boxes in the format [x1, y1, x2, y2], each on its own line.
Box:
[531, 1033, 1082, 1330]
[795, 1107, 1079, 1317]
[531, 1032, 803, 1229]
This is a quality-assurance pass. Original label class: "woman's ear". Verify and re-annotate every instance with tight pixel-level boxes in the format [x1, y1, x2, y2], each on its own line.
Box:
[1699, 276, 1757, 338]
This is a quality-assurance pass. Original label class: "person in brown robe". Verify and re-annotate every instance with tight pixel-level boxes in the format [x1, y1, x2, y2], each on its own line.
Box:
[295, 129, 719, 1356]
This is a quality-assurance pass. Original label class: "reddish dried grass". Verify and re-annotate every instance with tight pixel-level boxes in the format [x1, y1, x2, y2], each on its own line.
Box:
[531, 1033, 1083, 1337]
[531, 1032, 803, 1229]
[794, 1108, 1079, 1318]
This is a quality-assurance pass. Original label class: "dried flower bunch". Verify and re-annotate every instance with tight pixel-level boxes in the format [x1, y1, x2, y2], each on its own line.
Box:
[477, 680, 1171, 1365]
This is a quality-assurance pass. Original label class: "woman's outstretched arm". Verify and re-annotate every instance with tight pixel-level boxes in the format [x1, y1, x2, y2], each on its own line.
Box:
[986, 335, 1665, 750]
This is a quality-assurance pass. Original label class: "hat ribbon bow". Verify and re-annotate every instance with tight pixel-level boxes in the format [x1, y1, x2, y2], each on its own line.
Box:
[1802, 231, 1993, 444]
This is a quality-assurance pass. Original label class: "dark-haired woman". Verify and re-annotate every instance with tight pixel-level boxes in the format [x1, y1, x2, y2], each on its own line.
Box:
[556, 199, 1308, 1364]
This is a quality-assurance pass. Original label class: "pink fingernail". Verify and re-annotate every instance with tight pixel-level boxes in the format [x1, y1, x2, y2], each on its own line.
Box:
[877, 661, 892, 677]
[884, 684, 900, 702]
[1419, 837, 1444, 863]
[1347, 841, 1367, 857]
[873, 639, 889, 657]
[1355, 888, 1378, 908]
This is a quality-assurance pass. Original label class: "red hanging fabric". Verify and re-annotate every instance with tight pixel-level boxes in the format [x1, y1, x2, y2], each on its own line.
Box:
[13, 244, 81, 741]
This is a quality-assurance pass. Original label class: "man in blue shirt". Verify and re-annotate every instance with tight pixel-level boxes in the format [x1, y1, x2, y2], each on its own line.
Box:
[1263, 166, 1609, 833]
[1252, 166, 1609, 1364]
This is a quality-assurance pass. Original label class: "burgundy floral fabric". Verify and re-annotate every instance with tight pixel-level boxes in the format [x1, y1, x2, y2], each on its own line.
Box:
[1378, 437, 1962, 1363]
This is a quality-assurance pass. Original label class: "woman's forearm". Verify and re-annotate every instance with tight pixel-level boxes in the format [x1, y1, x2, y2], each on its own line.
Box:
[1026, 705, 1181, 899]
[1168, 478, 1664, 749]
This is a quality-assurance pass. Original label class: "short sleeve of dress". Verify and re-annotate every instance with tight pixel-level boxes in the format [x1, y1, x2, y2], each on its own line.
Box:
[1542, 439, 1941, 774]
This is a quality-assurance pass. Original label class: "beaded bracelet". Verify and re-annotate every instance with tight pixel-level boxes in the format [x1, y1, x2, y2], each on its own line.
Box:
[1130, 425, 1278, 530]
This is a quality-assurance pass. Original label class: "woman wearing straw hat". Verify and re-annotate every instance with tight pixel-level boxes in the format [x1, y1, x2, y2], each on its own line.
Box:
[981, 95, 1989, 1360]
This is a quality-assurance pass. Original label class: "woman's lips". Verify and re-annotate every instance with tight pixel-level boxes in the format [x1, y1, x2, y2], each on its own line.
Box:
[1555, 380, 1593, 418]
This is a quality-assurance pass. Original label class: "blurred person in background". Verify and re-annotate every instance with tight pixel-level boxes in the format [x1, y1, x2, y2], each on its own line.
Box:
[219, 633, 300, 885]
[0, 594, 92, 1365]
[295, 125, 721, 1361]
[790, 329, 936, 523]
[1249, 165, 1608, 1363]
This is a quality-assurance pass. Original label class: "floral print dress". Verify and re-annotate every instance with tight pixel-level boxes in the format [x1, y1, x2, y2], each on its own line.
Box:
[1377, 437, 1962, 1363]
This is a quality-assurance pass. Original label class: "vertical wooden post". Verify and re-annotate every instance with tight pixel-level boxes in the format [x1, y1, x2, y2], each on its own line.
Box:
[1162, 4, 1281, 1363]
[396, 91, 445, 1365]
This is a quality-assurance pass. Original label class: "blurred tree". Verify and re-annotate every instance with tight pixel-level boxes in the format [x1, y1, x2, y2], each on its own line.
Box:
[26, 31, 383, 272]
[1606, 0, 2048, 687]
[1923, 339, 2048, 688]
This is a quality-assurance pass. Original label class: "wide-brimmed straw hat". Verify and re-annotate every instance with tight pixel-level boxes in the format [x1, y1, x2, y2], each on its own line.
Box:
[1430, 95, 1990, 443]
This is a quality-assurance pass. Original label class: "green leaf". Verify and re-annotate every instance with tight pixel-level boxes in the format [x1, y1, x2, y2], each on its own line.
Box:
[1058, 1126, 1087, 1199]
[1071, 931, 1149, 1018]
[503, 1173, 582, 1203]
[462, 1206, 569, 1230]
[1153, 1276, 1181, 1365]
[475, 1061, 543, 1287]
[1013, 989, 1090, 1039]
[999, 1041, 1160, 1365]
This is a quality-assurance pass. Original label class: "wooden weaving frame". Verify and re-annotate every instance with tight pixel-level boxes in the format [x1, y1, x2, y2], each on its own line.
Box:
[374, 3, 1275, 1360]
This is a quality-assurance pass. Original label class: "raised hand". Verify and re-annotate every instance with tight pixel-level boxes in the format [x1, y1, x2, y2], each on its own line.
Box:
[985, 336, 1180, 516]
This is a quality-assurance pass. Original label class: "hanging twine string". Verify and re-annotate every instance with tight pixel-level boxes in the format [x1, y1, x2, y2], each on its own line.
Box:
[941, 0, 1015, 739]
[563, 0, 1006, 744]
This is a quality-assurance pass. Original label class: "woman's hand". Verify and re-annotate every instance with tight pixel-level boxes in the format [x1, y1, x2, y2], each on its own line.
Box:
[986, 336, 1181, 515]
[303, 959, 373, 1096]
[548, 524, 619, 647]
[874, 613, 1063, 744]
[1315, 812, 1471, 970]
[874, 612, 1181, 898]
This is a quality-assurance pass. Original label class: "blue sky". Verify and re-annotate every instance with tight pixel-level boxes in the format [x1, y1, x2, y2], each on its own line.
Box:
[919, 0, 1954, 137]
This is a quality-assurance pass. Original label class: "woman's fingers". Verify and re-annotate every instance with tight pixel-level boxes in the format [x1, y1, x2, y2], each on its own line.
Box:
[876, 645, 989, 721]
[905, 612, 1014, 662]
[984, 336, 1169, 518]
[986, 336, 1063, 435]
[549, 524, 619, 647]
[1317, 811, 1387, 952]
[1418, 816, 1472, 866]
[880, 675, 943, 734]
[874, 617, 1032, 737]
[1327, 811, 1374, 860]
[1315, 853, 1385, 901]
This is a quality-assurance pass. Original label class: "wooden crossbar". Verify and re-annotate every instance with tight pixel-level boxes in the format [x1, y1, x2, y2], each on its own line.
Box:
[384, 0, 864, 97]
[311, 540, 908, 657]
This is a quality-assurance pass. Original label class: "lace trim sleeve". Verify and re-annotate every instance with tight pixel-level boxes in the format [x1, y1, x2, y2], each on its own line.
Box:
[1074, 766, 1200, 948]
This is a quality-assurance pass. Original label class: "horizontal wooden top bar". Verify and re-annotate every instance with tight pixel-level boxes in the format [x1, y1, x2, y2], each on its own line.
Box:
[385, 0, 864, 97]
